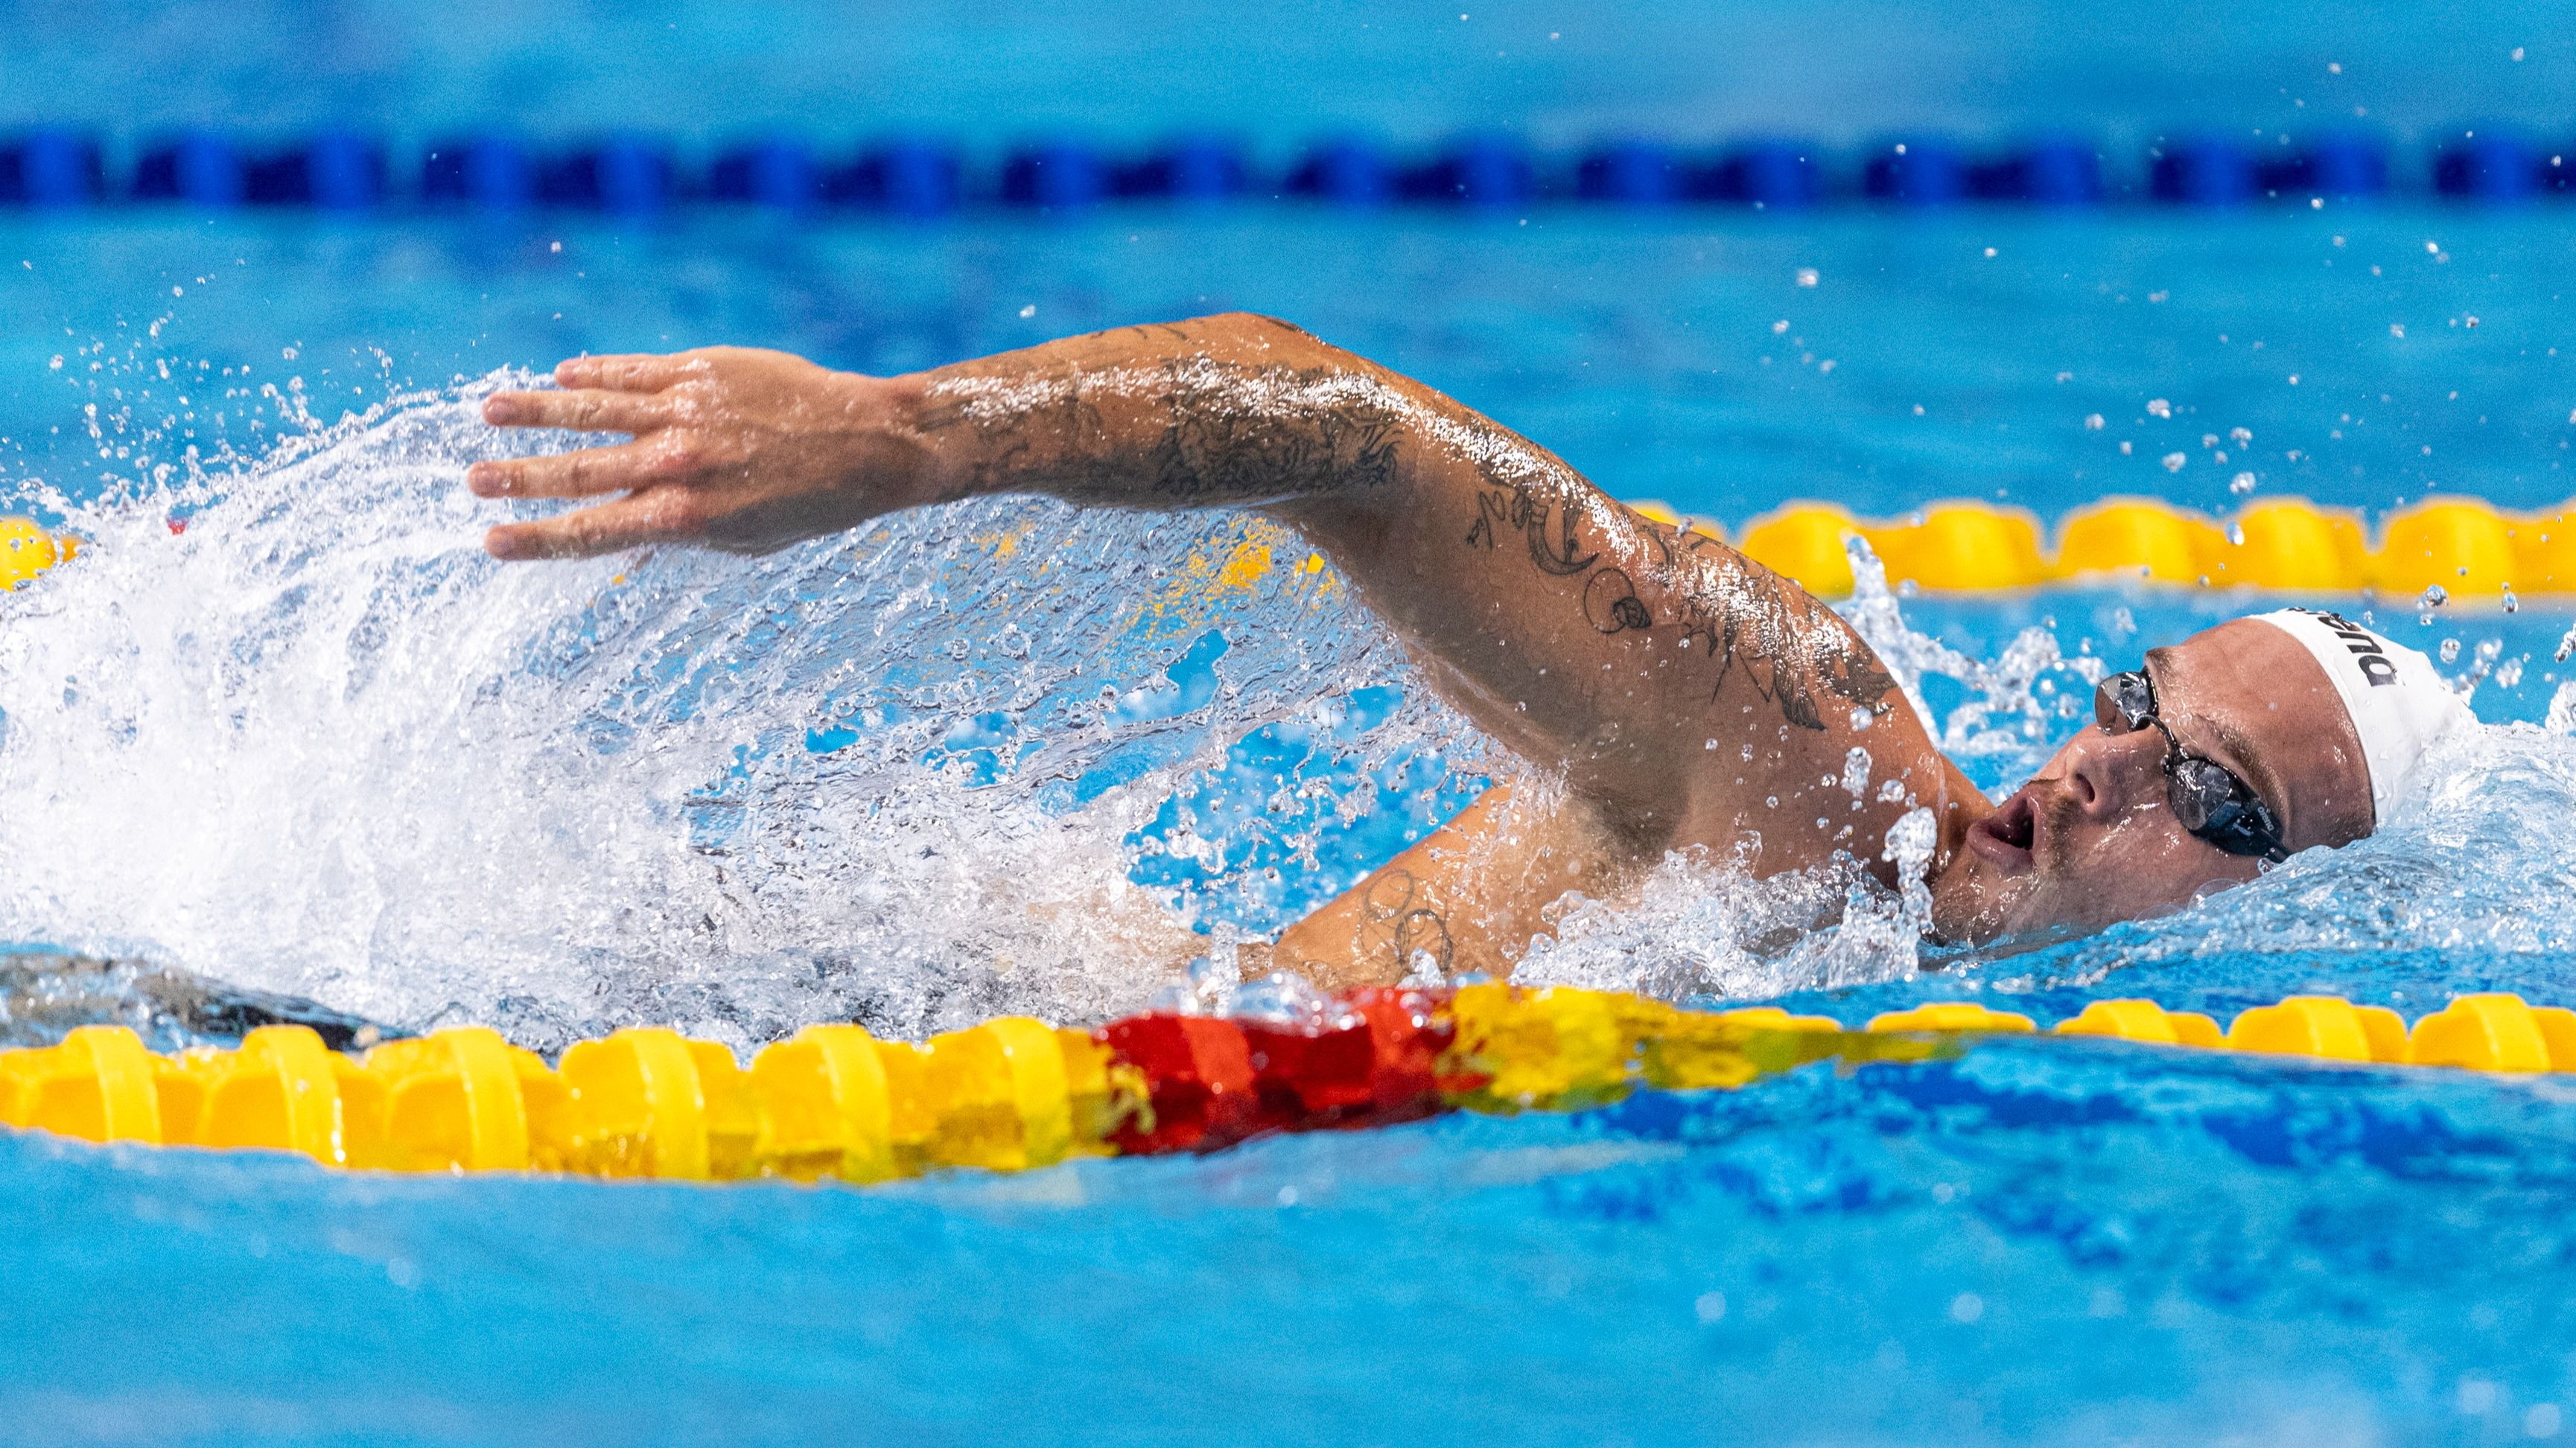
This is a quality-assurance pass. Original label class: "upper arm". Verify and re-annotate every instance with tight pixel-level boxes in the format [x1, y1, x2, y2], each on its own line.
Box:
[1279, 427, 1966, 884]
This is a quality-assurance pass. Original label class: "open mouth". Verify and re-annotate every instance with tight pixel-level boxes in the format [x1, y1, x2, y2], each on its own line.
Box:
[1967, 788, 2040, 874]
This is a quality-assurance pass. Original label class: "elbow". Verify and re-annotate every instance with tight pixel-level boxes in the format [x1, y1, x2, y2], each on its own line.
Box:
[1192, 311, 1346, 362]
[1199, 309, 1312, 339]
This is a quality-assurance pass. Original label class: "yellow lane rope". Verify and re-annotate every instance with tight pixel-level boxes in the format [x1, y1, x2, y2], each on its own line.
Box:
[1, 985, 2563, 1185]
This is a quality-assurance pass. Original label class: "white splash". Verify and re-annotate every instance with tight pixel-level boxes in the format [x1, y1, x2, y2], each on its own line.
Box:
[1836, 537, 2105, 779]
[0, 373, 1454, 1050]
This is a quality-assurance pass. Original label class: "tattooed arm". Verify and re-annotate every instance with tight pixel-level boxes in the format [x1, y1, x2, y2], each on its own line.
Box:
[472, 316, 1985, 982]
[1238, 782, 1632, 991]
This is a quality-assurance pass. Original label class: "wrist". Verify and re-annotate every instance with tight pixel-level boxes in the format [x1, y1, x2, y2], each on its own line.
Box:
[830, 369, 955, 513]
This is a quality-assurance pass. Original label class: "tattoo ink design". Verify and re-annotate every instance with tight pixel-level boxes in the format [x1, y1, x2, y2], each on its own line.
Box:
[1464, 485, 1600, 575]
[1582, 567, 1653, 634]
[920, 352, 1403, 505]
[1464, 483, 1899, 732]
[1360, 869, 1456, 973]
[1393, 908, 1454, 973]
[1661, 552, 1897, 730]
[1149, 384, 1402, 503]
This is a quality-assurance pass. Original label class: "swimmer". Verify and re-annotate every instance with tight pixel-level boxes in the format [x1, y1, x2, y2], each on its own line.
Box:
[468, 315, 2471, 985]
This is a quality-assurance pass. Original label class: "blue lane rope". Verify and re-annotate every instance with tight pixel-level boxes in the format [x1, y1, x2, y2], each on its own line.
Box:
[0, 130, 2566, 214]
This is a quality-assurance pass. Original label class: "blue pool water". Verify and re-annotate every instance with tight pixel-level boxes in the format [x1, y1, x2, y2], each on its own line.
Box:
[11, 6, 2576, 1443]
[10, 0, 2575, 152]
[1, 206, 2568, 525]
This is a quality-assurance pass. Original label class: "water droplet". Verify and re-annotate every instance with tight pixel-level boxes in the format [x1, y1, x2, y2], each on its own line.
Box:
[2225, 522, 2246, 546]
[2419, 584, 2448, 625]
[2230, 471, 2258, 496]
[1841, 746, 1871, 795]
[2440, 638, 2461, 664]
[1848, 707, 1874, 731]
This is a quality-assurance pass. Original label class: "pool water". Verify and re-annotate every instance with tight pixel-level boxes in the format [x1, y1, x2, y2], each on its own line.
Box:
[7, 108, 2576, 1448]
[5, 207, 2569, 524]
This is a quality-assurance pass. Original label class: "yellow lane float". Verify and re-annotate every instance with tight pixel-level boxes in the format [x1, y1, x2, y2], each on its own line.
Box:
[2052, 998, 2224, 1047]
[0, 516, 70, 590]
[1724, 494, 2575, 597]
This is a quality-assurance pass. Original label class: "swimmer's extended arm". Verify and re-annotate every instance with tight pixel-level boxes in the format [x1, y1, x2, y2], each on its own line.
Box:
[474, 316, 1981, 972]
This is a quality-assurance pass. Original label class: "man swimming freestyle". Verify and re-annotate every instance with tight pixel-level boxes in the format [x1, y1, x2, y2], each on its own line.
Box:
[467, 315, 2472, 986]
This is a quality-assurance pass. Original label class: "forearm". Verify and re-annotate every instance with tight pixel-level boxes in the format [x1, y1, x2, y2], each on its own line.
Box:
[906, 313, 1418, 511]
[1257, 783, 1626, 991]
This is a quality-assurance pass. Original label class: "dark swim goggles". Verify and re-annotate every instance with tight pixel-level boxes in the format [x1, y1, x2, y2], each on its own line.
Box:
[2093, 669, 2289, 864]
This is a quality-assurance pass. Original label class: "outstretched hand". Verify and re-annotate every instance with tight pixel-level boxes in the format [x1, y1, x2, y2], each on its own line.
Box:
[468, 347, 935, 560]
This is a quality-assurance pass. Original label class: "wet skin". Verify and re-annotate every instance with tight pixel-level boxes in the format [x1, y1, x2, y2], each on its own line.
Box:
[1928, 618, 2375, 946]
[466, 320, 2376, 983]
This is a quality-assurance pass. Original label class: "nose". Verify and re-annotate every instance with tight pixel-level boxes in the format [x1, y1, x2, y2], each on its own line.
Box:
[2059, 726, 2169, 820]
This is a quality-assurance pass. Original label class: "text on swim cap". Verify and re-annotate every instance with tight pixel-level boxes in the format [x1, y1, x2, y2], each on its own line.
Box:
[2300, 608, 2399, 687]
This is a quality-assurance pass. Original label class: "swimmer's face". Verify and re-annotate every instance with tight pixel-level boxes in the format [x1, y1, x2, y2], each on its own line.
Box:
[1930, 618, 2376, 946]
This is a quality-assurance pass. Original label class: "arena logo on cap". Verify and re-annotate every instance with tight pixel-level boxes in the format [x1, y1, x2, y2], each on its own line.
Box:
[2292, 607, 2398, 687]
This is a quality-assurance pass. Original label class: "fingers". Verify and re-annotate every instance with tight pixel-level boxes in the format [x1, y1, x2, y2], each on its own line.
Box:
[481, 388, 672, 433]
[472, 438, 681, 500]
[483, 492, 699, 561]
[554, 353, 691, 392]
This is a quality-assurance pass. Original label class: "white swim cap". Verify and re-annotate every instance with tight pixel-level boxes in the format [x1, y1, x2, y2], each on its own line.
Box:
[2254, 607, 2473, 823]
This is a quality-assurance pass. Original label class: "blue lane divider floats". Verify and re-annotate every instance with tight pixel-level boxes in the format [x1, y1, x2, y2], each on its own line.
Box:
[2435, 133, 2545, 200]
[1396, 133, 1536, 205]
[0, 128, 102, 205]
[137, 133, 390, 209]
[5, 130, 2572, 215]
[1863, 139, 1968, 205]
